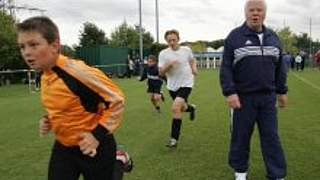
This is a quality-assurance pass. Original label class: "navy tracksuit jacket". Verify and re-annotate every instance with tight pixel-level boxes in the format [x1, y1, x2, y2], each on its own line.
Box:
[220, 23, 288, 180]
[140, 64, 163, 93]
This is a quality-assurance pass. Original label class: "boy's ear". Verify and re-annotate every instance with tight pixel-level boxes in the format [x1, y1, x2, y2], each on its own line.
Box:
[51, 38, 61, 53]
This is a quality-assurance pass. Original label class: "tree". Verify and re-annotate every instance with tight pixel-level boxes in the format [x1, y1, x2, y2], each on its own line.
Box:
[295, 33, 312, 54]
[208, 39, 224, 49]
[313, 40, 320, 54]
[150, 43, 167, 57]
[276, 27, 298, 54]
[78, 22, 108, 47]
[109, 21, 154, 49]
[190, 41, 206, 53]
[135, 25, 154, 49]
[0, 11, 26, 69]
[109, 22, 135, 48]
[61, 45, 76, 58]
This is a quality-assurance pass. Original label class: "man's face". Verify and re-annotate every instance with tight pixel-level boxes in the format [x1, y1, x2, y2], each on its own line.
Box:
[166, 33, 179, 50]
[245, 0, 266, 32]
[18, 31, 59, 70]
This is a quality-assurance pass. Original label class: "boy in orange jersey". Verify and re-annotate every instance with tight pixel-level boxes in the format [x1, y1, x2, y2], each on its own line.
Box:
[17, 16, 125, 180]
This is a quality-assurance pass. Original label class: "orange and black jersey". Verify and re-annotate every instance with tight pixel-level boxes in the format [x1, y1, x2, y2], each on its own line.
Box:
[41, 55, 124, 146]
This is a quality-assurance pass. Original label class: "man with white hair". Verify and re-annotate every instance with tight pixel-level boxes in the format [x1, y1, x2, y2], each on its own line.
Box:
[220, 0, 287, 180]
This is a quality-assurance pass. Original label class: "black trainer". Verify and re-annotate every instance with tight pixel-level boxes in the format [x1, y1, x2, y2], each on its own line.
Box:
[116, 149, 134, 172]
[189, 104, 196, 121]
[156, 106, 161, 113]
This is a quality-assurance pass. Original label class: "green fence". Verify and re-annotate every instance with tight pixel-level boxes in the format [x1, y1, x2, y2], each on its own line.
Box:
[77, 46, 129, 76]
[76, 46, 151, 77]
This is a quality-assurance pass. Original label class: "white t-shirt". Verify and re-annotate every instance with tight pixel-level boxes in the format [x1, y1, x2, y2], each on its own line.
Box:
[158, 46, 194, 91]
[295, 55, 302, 63]
[257, 33, 264, 45]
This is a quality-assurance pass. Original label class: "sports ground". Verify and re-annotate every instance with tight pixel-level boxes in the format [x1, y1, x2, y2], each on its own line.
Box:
[0, 69, 319, 180]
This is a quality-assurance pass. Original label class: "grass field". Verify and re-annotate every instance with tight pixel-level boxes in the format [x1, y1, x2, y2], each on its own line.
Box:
[0, 69, 319, 180]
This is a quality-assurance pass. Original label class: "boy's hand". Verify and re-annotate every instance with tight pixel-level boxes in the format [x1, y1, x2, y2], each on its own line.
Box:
[78, 132, 99, 157]
[39, 115, 51, 137]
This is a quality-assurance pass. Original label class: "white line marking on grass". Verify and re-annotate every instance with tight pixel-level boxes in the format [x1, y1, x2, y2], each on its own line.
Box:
[292, 73, 320, 91]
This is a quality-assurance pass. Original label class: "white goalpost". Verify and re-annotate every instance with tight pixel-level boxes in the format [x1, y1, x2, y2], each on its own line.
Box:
[0, 69, 37, 93]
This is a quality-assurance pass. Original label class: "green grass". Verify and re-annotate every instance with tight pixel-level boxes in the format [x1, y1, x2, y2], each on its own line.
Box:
[0, 69, 319, 180]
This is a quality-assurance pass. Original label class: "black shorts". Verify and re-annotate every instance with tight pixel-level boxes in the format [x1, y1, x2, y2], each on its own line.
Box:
[169, 87, 192, 102]
[147, 85, 161, 94]
[48, 134, 116, 180]
[147, 81, 162, 94]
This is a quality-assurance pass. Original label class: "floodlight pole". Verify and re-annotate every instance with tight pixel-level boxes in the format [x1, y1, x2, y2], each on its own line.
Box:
[155, 0, 159, 43]
[139, 0, 143, 62]
[309, 17, 312, 57]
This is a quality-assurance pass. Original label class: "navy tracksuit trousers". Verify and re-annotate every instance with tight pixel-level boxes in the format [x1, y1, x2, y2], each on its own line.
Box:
[229, 92, 286, 180]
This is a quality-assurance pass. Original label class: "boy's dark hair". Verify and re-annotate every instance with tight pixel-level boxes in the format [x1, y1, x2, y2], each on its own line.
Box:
[17, 16, 60, 44]
[164, 29, 180, 40]
[148, 55, 157, 62]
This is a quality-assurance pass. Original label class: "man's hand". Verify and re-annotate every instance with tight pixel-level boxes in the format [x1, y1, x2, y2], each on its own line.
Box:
[39, 115, 51, 137]
[226, 94, 241, 109]
[78, 132, 99, 157]
[277, 94, 287, 108]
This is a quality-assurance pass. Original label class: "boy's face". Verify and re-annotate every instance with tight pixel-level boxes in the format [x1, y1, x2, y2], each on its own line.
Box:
[147, 59, 156, 66]
[18, 31, 59, 70]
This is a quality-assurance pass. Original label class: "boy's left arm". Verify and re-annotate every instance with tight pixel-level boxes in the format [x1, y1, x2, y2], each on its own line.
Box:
[92, 70, 125, 134]
[72, 63, 125, 134]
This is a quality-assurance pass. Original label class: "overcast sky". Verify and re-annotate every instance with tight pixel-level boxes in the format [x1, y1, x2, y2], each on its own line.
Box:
[14, 0, 320, 46]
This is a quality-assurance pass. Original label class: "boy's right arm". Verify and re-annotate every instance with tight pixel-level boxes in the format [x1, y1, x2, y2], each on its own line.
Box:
[139, 67, 147, 81]
[159, 60, 179, 76]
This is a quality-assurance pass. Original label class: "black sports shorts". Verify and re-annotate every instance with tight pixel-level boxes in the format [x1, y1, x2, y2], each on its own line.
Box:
[169, 87, 192, 102]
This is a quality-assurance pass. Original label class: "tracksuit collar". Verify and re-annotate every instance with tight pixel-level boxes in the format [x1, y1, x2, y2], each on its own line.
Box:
[241, 22, 272, 36]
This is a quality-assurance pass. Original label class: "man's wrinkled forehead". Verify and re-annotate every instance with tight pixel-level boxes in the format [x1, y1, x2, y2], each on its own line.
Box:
[245, 0, 267, 11]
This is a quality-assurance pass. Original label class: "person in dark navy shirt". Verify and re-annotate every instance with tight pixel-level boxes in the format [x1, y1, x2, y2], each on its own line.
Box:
[220, 0, 287, 180]
[140, 55, 165, 112]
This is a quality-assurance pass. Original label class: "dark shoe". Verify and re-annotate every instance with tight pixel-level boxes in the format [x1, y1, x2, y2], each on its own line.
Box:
[156, 106, 161, 113]
[189, 104, 196, 121]
[116, 149, 134, 172]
